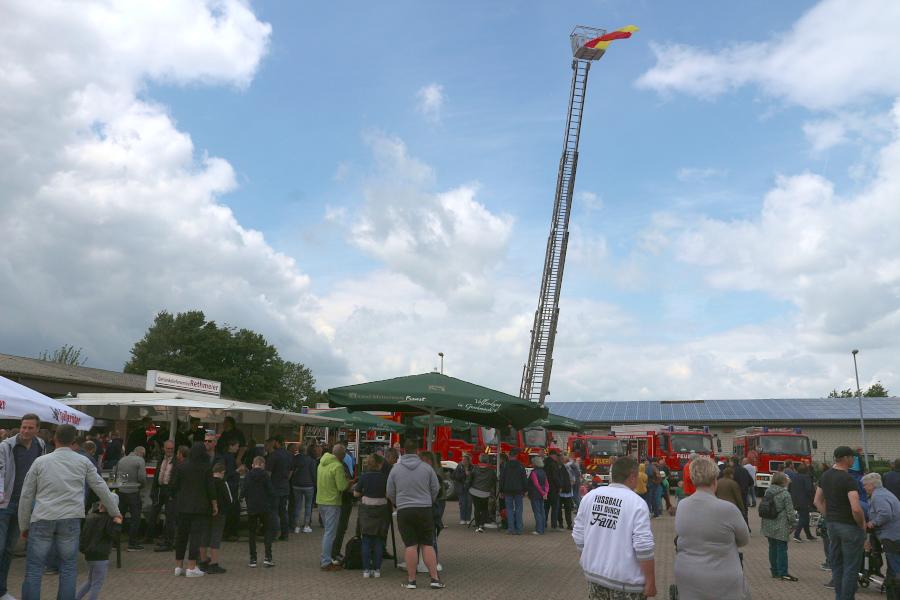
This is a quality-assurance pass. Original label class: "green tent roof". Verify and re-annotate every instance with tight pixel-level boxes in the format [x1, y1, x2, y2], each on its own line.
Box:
[327, 372, 547, 430]
[315, 408, 406, 432]
[526, 413, 585, 433]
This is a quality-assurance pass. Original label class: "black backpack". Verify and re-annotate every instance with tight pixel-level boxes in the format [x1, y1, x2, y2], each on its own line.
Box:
[342, 536, 363, 570]
[758, 493, 780, 519]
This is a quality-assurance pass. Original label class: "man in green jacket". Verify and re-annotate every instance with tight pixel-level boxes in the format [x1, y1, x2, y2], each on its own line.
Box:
[316, 444, 348, 571]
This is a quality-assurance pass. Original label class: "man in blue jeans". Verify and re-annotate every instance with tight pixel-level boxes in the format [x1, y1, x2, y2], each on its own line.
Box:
[316, 444, 349, 571]
[0, 413, 46, 600]
[18, 424, 121, 600]
[815, 446, 867, 600]
[499, 448, 528, 535]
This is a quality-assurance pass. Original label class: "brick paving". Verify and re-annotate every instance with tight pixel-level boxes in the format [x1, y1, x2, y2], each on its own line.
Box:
[7, 502, 883, 599]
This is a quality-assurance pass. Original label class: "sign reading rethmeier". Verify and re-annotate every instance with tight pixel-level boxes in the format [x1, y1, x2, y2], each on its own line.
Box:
[145, 370, 221, 397]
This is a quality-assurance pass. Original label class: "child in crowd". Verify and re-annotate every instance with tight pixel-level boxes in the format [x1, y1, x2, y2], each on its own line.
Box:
[353, 454, 390, 578]
[200, 462, 234, 574]
[77, 494, 121, 600]
[671, 480, 686, 513]
[242, 456, 275, 568]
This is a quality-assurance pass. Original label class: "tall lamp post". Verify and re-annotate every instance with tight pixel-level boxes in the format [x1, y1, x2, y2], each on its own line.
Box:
[851, 349, 870, 471]
[438, 352, 444, 375]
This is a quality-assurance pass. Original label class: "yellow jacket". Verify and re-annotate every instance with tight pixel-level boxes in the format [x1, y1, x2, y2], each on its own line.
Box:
[636, 463, 648, 494]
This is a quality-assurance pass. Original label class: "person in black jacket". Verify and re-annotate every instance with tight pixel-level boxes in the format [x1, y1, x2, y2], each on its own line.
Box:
[148, 440, 177, 552]
[544, 450, 564, 529]
[198, 462, 233, 574]
[499, 448, 528, 535]
[76, 499, 120, 600]
[171, 443, 217, 578]
[452, 454, 473, 524]
[790, 463, 817, 541]
[467, 460, 497, 532]
[243, 456, 276, 567]
[291, 444, 318, 533]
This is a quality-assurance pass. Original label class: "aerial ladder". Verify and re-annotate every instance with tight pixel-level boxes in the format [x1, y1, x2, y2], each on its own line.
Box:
[520, 26, 632, 407]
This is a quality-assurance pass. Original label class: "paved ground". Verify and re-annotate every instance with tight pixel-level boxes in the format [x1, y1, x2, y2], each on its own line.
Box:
[7, 501, 884, 599]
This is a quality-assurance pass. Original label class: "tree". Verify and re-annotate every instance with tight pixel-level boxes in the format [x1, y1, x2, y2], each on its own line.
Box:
[828, 383, 889, 398]
[38, 344, 87, 366]
[124, 310, 286, 403]
[275, 361, 319, 412]
[864, 382, 889, 397]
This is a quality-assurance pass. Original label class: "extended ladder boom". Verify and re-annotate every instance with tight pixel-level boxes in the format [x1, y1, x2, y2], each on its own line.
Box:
[520, 27, 609, 407]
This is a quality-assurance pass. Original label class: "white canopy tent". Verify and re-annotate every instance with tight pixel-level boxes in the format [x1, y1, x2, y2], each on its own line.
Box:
[65, 392, 340, 438]
[0, 375, 95, 431]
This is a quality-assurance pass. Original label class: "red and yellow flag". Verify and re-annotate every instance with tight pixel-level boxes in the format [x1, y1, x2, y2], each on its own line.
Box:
[584, 25, 639, 51]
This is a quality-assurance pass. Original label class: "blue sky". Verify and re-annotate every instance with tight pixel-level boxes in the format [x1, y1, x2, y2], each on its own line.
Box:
[3, 0, 900, 400]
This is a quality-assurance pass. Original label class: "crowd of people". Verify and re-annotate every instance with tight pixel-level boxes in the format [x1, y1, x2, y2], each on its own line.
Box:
[571, 448, 900, 600]
[3, 412, 900, 599]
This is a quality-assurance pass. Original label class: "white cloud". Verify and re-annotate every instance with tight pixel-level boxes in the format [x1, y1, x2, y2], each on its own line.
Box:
[0, 0, 345, 377]
[802, 111, 892, 154]
[636, 0, 900, 110]
[672, 101, 900, 356]
[577, 191, 603, 211]
[416, 83, 445, 122]
[676, 167, 727, 183]
[346, 133, 513, 309]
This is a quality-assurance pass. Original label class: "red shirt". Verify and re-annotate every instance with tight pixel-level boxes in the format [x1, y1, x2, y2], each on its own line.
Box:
[683, 463, 695, 495]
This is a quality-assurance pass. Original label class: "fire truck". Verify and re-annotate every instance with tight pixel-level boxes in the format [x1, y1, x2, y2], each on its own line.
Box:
[732, 427, 812, 492]
[566, 434, 623, 485]
[611, 424, 716, 483]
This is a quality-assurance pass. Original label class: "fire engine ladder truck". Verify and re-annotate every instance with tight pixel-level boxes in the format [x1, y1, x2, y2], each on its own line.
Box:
[520, 27, 611, 407]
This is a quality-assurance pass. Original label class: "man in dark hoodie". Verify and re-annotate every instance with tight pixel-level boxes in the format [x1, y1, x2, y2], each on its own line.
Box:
[387, 440, 444, 590]
[500, 448, 528, 535]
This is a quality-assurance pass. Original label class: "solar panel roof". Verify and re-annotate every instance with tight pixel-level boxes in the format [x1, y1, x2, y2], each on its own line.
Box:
[547, 397, 900, 424]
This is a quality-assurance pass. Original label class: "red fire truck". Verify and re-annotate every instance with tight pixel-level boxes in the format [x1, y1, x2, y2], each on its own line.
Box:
[611, 424, 716, 483]
[566, 434, 624, 485]
[732, 427, 812, 493]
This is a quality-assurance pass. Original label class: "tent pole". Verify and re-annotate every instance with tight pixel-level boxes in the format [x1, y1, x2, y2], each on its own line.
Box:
[265, 411, 270, 439]
[169, 407, 177, 442]
[495, 429, 501, 525]
[427, 409, 435, 452]
[355, 428, 360, 464]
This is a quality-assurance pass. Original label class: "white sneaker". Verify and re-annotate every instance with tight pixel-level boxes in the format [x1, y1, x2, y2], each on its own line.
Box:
[185, 567, 205, 578]
[417, 561, 428, 574]
[173, 567, 185, 576]
[459, 520, 466, 525]
[398, 561, 407, 569]
[294, 527, 301, 534]
[303, 526, 313, 533]
[437, 563, 443, 572]
[1, 594, 18, 600]
[373, 570, 381, 578]
[484, 522, 498, 529]
[363, 570, 371, 578]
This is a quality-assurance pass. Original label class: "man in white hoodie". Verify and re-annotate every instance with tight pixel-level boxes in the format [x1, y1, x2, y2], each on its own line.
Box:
[573, 456, 656, 599]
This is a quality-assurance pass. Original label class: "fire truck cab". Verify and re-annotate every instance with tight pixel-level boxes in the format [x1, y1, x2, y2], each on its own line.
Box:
[566, 434, 623, 485]
[732, 427, 812, 493]
[612, 424, 716, 484]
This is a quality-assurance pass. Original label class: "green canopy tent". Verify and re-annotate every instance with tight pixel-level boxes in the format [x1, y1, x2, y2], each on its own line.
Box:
[317, 408, 406, 433]
[327, 372, 547, 451]
[410, 414, 473, 430]
[316, 407, 406, 462]
[526, 413, 585, 433]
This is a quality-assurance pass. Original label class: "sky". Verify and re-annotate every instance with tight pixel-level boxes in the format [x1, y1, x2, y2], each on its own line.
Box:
[2, 0, 900, 401]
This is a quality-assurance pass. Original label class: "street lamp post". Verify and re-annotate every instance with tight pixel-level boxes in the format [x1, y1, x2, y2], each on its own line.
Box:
[438, 352, 444, 375]
[851, 349, 870, 471]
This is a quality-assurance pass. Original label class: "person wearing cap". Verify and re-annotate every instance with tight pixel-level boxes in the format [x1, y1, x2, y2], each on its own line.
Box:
[815, 446, 866, 600]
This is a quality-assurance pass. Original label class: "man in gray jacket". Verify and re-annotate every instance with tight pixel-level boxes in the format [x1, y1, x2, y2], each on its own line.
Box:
[386, 439, 443, 590]
[115, 446, 147, 550]
[0, 413, 45, 600]
[19, 424, 121, 600]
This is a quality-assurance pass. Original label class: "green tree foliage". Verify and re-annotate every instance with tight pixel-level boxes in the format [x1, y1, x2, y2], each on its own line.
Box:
[38, 344, 87, 366]
[864, 382, 888, 397]
[828, 383, 889, 398]
[124, 310, 287, 403]
[276, 361, 317, 412]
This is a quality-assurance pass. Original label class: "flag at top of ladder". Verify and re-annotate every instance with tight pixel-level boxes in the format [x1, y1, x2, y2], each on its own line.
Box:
[584, 25, 639, 51]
